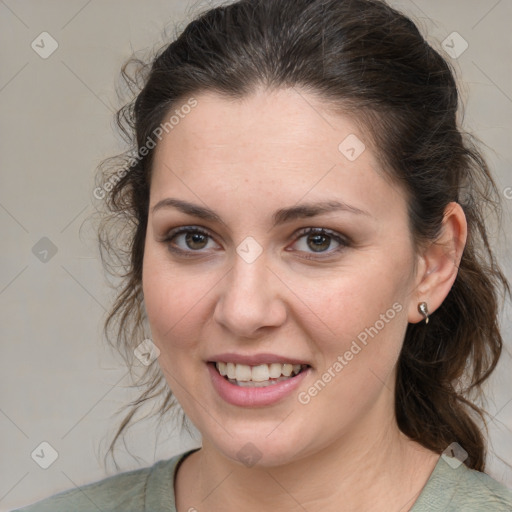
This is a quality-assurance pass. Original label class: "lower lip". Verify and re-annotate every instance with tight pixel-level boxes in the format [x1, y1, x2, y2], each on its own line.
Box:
[207, 363, 311, 407]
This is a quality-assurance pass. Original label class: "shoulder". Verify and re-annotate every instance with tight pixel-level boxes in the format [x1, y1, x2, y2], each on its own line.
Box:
[11, 451, 191, 512]
[11, 465, 152, 512]
[413, 455, 512, 511]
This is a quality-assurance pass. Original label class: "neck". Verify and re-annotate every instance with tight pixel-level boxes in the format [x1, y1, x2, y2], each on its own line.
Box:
[175, 418, 439, 512]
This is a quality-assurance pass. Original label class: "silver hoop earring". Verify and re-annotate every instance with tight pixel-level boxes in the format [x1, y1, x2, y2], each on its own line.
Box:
[418, 302, 429, 324]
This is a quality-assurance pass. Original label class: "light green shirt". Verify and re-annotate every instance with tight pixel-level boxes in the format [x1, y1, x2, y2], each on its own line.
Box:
[13, 448, 512, 511]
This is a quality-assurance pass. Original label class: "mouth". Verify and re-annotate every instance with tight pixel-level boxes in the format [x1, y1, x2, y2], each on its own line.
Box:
[208, 361, 311, 388]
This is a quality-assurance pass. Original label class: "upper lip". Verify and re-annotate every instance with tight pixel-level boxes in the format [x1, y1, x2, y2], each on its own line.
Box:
[207, 353, 311, 366]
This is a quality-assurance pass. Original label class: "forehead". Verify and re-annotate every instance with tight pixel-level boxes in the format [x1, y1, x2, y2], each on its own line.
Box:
[150, 88, 406, 221]
[154, 88, 360, 165]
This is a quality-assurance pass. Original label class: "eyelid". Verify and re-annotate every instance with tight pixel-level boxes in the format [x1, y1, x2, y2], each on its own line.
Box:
[293, 226, 349, 243]
[161, 225, 220, 253]
[289, 227, 350, 258]
[161, 225, 350, 257]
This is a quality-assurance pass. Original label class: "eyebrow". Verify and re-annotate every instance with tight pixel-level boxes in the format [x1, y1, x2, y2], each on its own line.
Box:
[151, 198, 371, 228]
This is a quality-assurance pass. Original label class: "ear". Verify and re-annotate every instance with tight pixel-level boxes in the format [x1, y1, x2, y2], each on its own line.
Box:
[408, 202, 467, 324]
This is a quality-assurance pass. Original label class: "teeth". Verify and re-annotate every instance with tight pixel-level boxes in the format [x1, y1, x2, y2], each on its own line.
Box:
[269, 363, 282, 378]
[282, 364, 293, 377]
[251, 364, 270, 382]
[214, 361, 305, 382]
[235, 364, 252, 382]
[226, 362, 236, 379]
[217, 362, 228, 376]
[232, 375, 295, 387]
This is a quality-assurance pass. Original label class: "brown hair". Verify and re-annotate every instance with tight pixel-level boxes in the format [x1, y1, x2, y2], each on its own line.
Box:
[96, 0, 510, 471]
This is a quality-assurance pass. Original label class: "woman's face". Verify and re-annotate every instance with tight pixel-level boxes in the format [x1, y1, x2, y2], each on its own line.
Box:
[142, 88, 421, 466]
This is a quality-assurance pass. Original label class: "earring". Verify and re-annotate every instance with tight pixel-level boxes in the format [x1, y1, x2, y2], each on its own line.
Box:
[418, 302, 429, 324]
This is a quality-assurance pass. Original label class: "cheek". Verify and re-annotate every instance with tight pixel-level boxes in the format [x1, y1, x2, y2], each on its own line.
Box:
[288, 251, 412, 385]
[295, 273, 409, 417]
[296, 264, 409, 338]
[142, 251, 216, 351]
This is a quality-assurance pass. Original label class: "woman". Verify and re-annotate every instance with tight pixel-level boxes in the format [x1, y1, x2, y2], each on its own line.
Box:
[15, 0, 512, 510]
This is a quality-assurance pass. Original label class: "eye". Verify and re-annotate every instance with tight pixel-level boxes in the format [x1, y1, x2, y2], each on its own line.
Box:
[161, 225, 350, 259]
[290, 227, 349, 257]
[163, 226, 219, 255]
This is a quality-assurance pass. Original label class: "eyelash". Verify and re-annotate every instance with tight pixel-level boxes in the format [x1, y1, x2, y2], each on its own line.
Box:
[161, 226, 350, 260]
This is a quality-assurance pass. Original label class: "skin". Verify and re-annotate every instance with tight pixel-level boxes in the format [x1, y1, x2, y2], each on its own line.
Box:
[142, 87, 467, 511]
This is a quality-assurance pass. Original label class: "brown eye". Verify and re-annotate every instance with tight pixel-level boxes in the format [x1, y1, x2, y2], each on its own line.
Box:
[163, 227, 219, 255]
[307, 233, 332, 252]
[291, 227, 349, 258]
[184, 231, 209, 250]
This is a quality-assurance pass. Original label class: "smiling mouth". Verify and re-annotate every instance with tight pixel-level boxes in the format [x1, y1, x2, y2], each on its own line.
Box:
[210, 361, 310, 387]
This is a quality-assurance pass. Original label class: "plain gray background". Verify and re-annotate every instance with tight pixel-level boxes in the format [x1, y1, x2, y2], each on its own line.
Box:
[1, 1, 511, 510]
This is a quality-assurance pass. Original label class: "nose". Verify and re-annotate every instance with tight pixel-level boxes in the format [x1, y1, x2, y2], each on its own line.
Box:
[213, 251, 287, 338]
